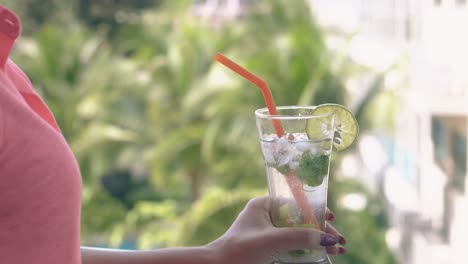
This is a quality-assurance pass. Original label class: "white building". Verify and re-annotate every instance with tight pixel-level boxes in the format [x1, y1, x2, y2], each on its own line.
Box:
[311, 1, 468, 263]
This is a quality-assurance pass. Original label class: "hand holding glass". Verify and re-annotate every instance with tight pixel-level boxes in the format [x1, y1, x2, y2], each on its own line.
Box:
[256, 106, 334, 264]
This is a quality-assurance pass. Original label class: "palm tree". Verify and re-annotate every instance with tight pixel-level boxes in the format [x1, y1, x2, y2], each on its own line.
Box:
[110, 0, 349, 247]
[124, 4, 396, 264]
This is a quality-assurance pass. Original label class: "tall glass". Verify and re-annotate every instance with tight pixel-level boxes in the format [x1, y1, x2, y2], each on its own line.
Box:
[255, 106, 335, 264]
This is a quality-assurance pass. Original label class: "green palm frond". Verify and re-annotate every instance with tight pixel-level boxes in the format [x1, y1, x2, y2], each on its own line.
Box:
[169, 187, 266, 247]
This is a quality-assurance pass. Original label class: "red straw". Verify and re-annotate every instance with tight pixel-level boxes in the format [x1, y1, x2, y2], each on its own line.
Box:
[215, 53, 285, 137]
[285, 172, 321, 229]
[215, 53, 320, 229]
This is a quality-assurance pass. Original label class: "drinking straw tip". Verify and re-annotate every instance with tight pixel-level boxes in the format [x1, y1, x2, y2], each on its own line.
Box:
[215, 53, 226, 63]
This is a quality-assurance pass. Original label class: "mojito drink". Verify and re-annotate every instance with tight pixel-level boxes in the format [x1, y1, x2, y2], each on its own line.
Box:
[261, 133, 332, 263]
[214, 53, 358, 264]
[256, 106, 336, 264]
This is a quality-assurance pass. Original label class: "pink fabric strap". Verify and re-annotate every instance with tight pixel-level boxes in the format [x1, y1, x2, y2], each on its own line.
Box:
[0, 6, 61, 132]
[0, 5, 20, 69]
[5, 60, 62, 132]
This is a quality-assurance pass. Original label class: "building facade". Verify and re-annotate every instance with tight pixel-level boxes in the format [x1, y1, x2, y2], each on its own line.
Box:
[311, 1, 468, 263]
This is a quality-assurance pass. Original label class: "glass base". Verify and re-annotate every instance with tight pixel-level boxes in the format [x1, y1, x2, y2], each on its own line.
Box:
[272, 256, 332, 264]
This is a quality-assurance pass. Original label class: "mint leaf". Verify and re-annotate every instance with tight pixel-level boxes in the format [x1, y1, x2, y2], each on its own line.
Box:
[277, 164, 291, 175]
[297, 152, 329, 186]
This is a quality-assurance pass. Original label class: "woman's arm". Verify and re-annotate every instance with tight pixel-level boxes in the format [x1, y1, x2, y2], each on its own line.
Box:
[81, 246, 219, 264]
[81, 196, 345, 264]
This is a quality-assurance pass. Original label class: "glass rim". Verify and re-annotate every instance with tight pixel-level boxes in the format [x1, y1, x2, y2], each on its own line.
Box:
[255, 106, 333, 120]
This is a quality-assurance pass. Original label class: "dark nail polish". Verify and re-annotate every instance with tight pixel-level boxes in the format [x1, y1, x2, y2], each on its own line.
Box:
[320, 234, 338, 247]
[339, 236, 346, 245]
[326, 212, 336, 221]
[339, 247, 347, 254]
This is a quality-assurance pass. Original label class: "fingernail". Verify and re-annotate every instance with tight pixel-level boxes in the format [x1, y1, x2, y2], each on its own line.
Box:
[339, 247, 347, 254]
[320, 234, 338, 247]
[326, 212, 336, 221]
[339, 236, 346, 245]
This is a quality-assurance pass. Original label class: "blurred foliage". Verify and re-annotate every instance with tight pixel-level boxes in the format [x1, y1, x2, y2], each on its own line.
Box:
[7, 0, 395, 263]
[329, 178, 395, 264]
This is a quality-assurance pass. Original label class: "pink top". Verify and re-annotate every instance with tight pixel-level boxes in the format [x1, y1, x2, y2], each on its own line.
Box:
[0, 5, 82, 263]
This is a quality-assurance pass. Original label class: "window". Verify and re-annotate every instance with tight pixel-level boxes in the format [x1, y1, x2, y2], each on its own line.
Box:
[432, 115, 467, 241]
[451, 132, 467, 193]
[432, 116, 467, 194]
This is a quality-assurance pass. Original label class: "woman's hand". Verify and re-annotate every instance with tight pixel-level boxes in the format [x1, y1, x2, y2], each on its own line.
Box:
[208, 196, 346, 264]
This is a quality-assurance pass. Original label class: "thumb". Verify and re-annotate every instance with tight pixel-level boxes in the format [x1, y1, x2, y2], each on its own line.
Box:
[267, 227, 339, 251]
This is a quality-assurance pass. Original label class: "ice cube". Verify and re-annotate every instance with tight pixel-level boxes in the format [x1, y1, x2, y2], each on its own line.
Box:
[274, 138, 294, 167]
[263, 133, 278, 141]
[261, 141, 276, 164]
[289, 161, 300, 170]
[275, 151, 293, 167]
[276, 138, 289, 149]
[293, 133, 309, 141]
[310, 147, 319, 156]
[296, 141, 312, 152]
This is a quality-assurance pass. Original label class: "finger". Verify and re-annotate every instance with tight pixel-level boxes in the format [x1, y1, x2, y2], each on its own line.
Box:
[325, 208, 336, 222]
[235, 196, 272, 226]
[326, 245, 339, 255]
[338, 247, 347, 254]
[268, 228, 338, 251]
[325, 224, 346, 245]
[245, 196, 271, 212]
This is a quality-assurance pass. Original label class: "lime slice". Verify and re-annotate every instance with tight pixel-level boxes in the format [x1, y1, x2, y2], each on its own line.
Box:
[304, 114, 332, 142]
[307, 104, 359, 151]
